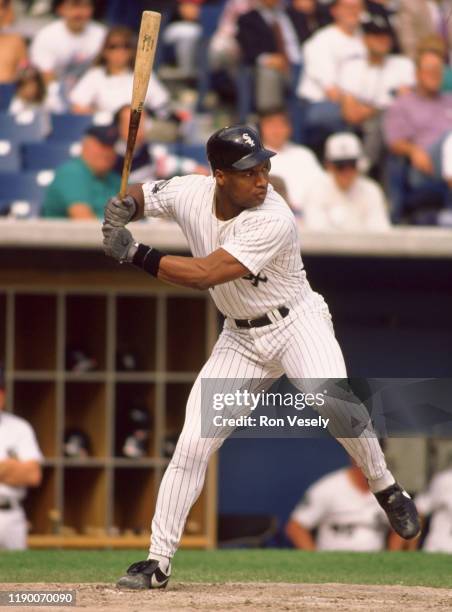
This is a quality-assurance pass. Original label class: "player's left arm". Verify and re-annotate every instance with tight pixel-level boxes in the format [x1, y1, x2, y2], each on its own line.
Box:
[102, 226, 250, 289]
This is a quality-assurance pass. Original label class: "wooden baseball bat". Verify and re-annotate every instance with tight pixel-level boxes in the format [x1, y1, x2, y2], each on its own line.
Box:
[119, 11, 161, 198]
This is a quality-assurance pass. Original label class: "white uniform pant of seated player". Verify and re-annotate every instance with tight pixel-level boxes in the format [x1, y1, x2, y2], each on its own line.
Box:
[150, 298, 393, 559]
[0, 506, 27, 550]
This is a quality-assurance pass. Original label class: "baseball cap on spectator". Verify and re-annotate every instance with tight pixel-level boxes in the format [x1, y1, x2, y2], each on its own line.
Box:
[84, 124, 119, 146]
[325, 132, 363, 164]
[361, 13, 392, 35]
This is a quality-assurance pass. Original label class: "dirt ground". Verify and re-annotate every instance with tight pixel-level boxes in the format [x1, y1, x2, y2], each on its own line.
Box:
[1, 582, 452, 612]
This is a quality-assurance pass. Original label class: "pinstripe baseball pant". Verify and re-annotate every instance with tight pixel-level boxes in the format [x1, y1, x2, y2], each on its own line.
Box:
[149, 298, 394, 558]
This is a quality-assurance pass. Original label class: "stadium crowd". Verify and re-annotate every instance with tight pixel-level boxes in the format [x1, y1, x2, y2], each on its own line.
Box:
[0, 0, 452, 225]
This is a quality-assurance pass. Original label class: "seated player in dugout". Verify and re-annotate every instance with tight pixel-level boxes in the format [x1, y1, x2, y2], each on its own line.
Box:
[285, 455, 408, 552]
[102, 125, 420, 590]
[0, 369, 43, 550]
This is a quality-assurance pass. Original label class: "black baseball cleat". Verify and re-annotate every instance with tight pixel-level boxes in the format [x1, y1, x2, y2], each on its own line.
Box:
[375, 483, 421, 539]
[116, 559, 171, 590]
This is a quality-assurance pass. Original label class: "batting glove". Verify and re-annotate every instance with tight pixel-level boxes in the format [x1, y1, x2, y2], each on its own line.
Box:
[104, 194, 137, 227]
[103, 225, 138, 263]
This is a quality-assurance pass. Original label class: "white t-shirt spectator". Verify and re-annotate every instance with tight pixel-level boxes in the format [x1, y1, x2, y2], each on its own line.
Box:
[266, 142, 325, 214]
[297, 25, 366, 102]
[69, 67, 170, 114]
[290, 468, 388, 551]
[30, 19, 106, 83]
[339, 54, 415, 110]
[302, 172, 390, 230]
[415, 468, 452, 553]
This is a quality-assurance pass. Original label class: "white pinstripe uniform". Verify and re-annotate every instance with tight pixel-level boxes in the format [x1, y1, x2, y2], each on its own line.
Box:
[142, 174, 395, 560]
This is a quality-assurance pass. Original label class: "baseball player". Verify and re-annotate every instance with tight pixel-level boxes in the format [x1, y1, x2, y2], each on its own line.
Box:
[0, 372, 43, 549]
[102, 125, 420, 590]
[285, 460, 406, 552]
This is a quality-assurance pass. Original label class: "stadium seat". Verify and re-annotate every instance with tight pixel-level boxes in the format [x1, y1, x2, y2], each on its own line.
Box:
[22, 141, 81, 171]
[0, 110, 48, 143]
[0, 170, 54, 217]
[0, 140, 21, 172]
[48, 113, 93, 142]
[0, 83, 15, 111]
[177, 143, 208, 166]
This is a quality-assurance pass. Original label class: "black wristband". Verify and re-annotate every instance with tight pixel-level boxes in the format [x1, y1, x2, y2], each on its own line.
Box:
[132, 243, 165, 277]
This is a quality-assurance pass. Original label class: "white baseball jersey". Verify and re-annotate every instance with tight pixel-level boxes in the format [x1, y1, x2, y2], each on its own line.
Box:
[143, 175, 317, 319]
[415, 469, 452, 552]
[0, 411, 43, 503]
[290, 468, 389, 551]
[0, 411, 42, 550]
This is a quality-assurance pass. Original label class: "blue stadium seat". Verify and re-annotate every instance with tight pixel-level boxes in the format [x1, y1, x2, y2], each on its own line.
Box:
[22, 141, 81, 171]
[0, 140, 21, 172]
[177, 143, 208, 165]
[48, 113, 93, 142]
[0, 110, 48, 143]
[0, 170, 54, 217]
[0, 83, 15, 111]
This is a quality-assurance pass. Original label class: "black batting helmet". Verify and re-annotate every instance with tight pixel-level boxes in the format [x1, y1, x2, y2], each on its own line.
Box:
[206, 125, 275, 172]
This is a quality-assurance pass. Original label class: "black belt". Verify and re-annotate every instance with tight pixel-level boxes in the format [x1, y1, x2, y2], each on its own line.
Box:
[234, 306, 290, 329]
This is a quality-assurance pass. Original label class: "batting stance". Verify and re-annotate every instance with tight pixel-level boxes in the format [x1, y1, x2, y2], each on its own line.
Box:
[102, 125, 420, 590]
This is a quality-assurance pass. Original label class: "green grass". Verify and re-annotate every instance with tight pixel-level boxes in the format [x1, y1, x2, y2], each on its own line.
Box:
[0, 550, 451, 588]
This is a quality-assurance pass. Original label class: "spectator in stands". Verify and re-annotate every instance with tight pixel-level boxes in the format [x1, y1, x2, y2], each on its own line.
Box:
[162, 0, 204, 81]
[340, 13, 415, 171]
[0, 368, 43, 550]
[417, 34, 452, 92]
[237, 0, 301, 111]
[42, 124, 120, 219]
[286, 0, 331, 46]
[30, 0, 106, 102]
[302, 132, 390, 230]
[383, 48, 452, 223]
[415, 467, 452, 552]
[0, 0, 27, 83]
[396, 0, 452, 63]
[69, 26, 170, 116]
[113, 105, 209, 183]
[209, 0, 257, 72]
[297, 0, 366, 153]
[7, 65, 65, 115]
[365, 0, 400, 52]
[258, 107, 324, 215]
[285, 460, 404, 551]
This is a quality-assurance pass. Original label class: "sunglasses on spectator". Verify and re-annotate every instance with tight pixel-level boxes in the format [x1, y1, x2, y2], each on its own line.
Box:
[331, 159, 358, 170]
[105, 42, 132, 50]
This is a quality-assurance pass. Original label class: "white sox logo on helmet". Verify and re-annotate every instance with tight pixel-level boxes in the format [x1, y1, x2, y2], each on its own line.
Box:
[242, 133, 255, 147]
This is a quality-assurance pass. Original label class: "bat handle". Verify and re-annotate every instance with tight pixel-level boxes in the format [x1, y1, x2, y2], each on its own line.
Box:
[119, 109, 142, 199]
